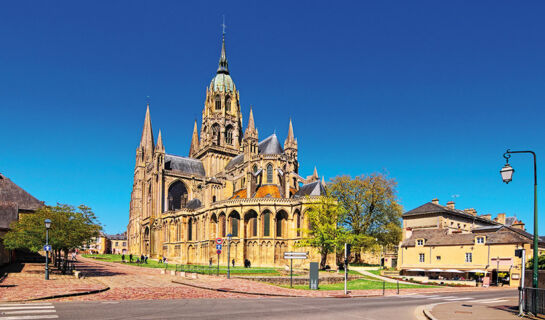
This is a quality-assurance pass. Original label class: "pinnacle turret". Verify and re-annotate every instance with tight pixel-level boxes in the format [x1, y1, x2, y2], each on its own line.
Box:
[155, 130, 164, 152]
[217, 35, 229, 75]
[139, 103, 154, 154]
[189, 120, 200, 157]
[244, 108, 258, 139]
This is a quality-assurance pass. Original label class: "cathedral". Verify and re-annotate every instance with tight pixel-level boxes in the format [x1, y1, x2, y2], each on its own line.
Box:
[127, 34, 331, 267]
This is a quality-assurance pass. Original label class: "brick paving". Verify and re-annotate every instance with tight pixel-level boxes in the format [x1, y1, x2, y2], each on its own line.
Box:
[429, 297, 524, 320]
[0, 256, 514, 302]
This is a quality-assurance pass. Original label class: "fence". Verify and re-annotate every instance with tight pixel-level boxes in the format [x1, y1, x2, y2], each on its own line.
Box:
[524, 287, 545, 315]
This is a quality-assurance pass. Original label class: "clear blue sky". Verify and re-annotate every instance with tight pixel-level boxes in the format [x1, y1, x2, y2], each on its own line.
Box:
[2, 1, 545, 235]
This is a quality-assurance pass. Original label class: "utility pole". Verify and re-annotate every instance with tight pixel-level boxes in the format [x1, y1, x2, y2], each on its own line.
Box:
[227, 234, 232, 279]
[344, 243, 351, 295]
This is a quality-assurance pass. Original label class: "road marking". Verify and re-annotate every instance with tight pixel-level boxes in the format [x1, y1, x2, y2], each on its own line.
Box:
[428, 296, 456, 300]
[479, 299, 508, 304]
[0, 316, 58, 320]
[1, 310, 56, 315]
[0, 307, 55, 311]
[0, 305, 51, 307]
[442, 297, 473, 301]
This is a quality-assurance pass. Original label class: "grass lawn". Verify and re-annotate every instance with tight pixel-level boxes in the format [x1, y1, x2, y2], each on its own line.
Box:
[366, 269, 382, 276]
[285, 278, 436, 290]
[82, 254, 280, 275]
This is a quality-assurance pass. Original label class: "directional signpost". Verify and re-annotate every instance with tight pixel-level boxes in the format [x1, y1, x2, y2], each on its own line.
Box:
[43, 245, 51, 252]
[216, 238, 223, 276]
[283, 252, 308, 288]
[226, 234, 232, 279]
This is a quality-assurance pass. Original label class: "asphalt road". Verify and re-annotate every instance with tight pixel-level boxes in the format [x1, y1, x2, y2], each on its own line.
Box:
[1, 289, 517, 320]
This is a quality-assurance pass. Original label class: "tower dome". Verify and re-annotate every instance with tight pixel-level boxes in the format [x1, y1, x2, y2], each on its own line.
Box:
[210, 35, 235, 92]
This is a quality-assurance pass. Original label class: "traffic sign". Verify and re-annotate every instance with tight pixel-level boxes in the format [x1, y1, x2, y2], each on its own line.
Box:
[284, 252, 308, 259]
[227, 233, 232, 239]
[43, 245, 51, 252]
[216, 244, 222, 250]
[216, 249, 222, 255]
[216, 238, 223, 245]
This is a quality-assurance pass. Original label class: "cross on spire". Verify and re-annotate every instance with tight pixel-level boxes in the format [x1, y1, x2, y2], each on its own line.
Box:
[221, 15, 226, 35]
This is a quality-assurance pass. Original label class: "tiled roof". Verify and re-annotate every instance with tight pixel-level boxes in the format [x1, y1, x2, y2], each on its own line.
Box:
[401, 227, 541, 247]
[0, 173, 44, 211]
[165, 154, 205, 176]
[255, 185, 282, 198]
[231, 189, 247, 199]
[107, 232, 127, 240]
[294, 181, 325, 197]
[0, 202, 18, 230]
[403, 202, 499, 226]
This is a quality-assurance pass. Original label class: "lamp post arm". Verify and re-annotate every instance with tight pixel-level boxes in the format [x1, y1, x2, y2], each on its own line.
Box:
[504, 150, 537, 185]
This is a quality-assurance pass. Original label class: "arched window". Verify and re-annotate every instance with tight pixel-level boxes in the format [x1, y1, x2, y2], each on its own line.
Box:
[168, 181, 188, 210]
[212, 124, 220, 145]
[225, 96, 231, 112]
[263, 211, 271, 237]
[229, 211, 240, 237]
[219, 213, 226, 237]
[252, 217, 257, 237]
[215, 95, 221, 110]
[266, 164, 273, 183]
[188, 219, 193, 241]
[295, 213, 301, 237]
[225, 126, 233, 145]
[253, 165, 258, 173]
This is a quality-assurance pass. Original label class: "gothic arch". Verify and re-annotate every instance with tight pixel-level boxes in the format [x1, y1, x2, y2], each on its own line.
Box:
[293, 209, 301, 237]
[209, 213, 218, 239]
[212, 123, 221, 145]
[225, 125, 234, 145]
[218, 212, 226, 237]
[275, 210, 288, 238]
[266, 163, 273, 184]
[243, 210, 258, 238]
[167, 180, 188, 210]
[228, 211, 241, 237]
[261, 210, 272, 237]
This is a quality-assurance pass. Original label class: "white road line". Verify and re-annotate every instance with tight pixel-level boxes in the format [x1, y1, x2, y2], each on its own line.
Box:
[1, 310, 56, 315]
[0, 306, 55, 311]
[428, 296, 456, 300]
[443, 297, 472, 301]
[0, 304, 51, 307]
[0, 316, 58, 320]
[480, 299, 508, 304]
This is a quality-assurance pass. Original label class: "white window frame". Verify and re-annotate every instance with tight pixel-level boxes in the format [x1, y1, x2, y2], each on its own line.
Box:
[419, 253, 425, 263]
[416, 239, 424, 246]
[465, 252, 472, 263]
[476, 237, 484, 244]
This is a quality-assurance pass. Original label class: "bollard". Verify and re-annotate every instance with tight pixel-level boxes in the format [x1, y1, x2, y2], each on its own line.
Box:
[397, 280, 399, 294]
[383, 281, 385, 295]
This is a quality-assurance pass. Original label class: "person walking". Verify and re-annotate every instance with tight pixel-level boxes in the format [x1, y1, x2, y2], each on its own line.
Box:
[144, 255, 148, 264]
[209, 258, 212, 267]
[232, 259, 235, 268]
[129, 254, 133, 263]
[121, 254, 125, 262]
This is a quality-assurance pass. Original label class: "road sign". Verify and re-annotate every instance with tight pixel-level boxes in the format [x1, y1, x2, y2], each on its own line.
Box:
[216, 238, 223, 245]
[217, 249, 222, 255]
[284, 252, 308, 259]
[216, 244, 222, 250]
[43, 245, 51, 252]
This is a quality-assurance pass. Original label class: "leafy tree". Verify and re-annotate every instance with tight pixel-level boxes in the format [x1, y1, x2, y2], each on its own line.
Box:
[4, 204, 101, 267]
[298, 196, 347, 269]
[328, 173, 402, 261]
[526, 255, 545, 270]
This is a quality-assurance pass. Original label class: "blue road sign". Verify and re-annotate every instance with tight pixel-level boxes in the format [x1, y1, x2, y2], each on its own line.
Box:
[227, 233, 232, 237]
[43, 245, 51, 252]
[216, 244, 222, 250]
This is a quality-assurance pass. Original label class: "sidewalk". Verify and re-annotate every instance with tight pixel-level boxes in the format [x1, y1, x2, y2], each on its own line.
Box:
[0, 262, 107, 302]
[425, 298, 541, 320]
[350, 266, 417, 285]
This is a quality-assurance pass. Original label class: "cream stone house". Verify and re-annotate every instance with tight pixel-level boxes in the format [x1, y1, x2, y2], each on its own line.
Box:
[127, 34, 333, 268]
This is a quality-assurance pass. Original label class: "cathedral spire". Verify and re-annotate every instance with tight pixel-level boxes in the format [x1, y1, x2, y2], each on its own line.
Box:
[247, 108, 255, 131]
[217, 34, 229, 75]
[284, 118, 298, 152]
[287, 118, 294, 142]
[189, 120, 200, 157]
[244, 107, 258, 141]
[313, 166, 318, 178]
[155, 130, 164, 151]
[140, 103, 154, 152]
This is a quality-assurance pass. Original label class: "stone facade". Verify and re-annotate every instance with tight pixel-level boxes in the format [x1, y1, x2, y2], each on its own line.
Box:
[127, 34, 333, 268]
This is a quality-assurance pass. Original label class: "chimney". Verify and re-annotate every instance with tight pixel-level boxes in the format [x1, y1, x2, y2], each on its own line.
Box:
[446, 201, 455, 209]
[495, 213, 506, 225]
[512, 220, 526, 231]
[464, 208, 477, 216]
[481, 214, 491, 220]
[432, 198, 439, 205]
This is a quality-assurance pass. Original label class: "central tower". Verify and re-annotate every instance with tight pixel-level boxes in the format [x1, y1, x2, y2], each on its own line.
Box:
[190, 34, 243, 176]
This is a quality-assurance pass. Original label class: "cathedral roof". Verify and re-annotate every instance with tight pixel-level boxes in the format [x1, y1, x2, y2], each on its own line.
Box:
[294, 181, 326, 197]
[258, 134, 283, 155]
[165, 154, 206, 176]
[210, 73, 235, 92]
[254, 185, 282, 198]
[225, 153, 244, 170]
[186, 198, 202, 210]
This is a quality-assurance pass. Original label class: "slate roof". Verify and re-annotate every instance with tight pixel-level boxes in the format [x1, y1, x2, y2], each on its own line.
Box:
[0, 173, 44, 211]
[225, 153, 244, 170]
[107, 232, 127, 240]
[403, 202, 499, 226]
[401, 228, 538, 247]
[258, 134, 283, 155]
[294, 181, 325, 197]
[165, 155, 205, 176]
[186, 198, 202, 210]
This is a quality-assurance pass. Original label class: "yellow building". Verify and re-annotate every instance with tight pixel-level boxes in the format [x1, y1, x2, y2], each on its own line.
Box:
[109, 233, 128, 254]
[127, 33, 333, 268]
[399, 199, 544, 287]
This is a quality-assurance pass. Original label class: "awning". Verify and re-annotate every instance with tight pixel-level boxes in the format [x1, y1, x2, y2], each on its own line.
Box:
[407, 268, 425, 272]
[427, 269, 443, 272]
[445, 269, 464, 273]
[468, 269, 487, 273]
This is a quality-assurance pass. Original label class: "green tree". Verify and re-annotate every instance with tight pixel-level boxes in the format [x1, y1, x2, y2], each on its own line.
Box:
[526, 254, 545, 270]
[4, 204, 101, 265]
[298, 196, 347, 269]
[328, 173, 403, 261]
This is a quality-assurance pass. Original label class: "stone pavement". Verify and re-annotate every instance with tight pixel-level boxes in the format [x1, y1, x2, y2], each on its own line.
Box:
[0, 262, 106, 302]
[426, 297, 543, 320]
[0, 256, 515, 302]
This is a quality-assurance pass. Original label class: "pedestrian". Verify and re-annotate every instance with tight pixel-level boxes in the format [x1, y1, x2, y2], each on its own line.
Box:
[145, 255, 148, 264]
[141, 254, 144, 264]
[121, 254, 125, 262]
[209, 258, 212, 267]
[129, 254, 133, 263]
[232, 259, 235, 268]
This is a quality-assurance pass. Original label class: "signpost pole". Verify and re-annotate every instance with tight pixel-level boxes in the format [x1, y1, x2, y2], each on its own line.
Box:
[344, 243, 349, 295]
[45, 228, 49, 280]
[290, 258, 293, 288]
[217, 253, 220, 276]
[520, 249, 526, 316]
[227, 234, 232, 279]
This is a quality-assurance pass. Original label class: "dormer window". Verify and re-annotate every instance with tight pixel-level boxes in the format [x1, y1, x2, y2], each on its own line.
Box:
[476, 236, 485, 244]
[416, 239, 424, 246]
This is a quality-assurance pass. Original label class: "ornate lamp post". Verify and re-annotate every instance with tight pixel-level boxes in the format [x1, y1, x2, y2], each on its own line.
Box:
[501, 149, 538, 312]
[44, 219, 51, 280]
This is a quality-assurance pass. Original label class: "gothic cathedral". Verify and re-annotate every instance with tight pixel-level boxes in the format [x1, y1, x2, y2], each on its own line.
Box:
[127, 34, 330, 267]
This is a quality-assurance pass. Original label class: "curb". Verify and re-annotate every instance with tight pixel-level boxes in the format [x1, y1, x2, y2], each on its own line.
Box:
[417, 304, 438, 320]
[172, 280, 300, 297]
[4, 286, 111, 303]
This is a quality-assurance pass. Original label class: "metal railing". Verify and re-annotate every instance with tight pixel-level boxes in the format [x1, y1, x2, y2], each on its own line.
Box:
[524, 287, 545, 315]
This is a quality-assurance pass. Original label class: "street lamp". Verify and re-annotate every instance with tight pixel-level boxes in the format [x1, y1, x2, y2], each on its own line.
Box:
[44, 219, 51, 280]
[501, 149, 538, 313]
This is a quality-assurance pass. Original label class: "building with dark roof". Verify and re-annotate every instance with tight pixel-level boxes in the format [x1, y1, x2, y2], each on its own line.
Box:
[399, 198, 543, 287]
[127, 33, 330, 268]
[0, 173, 44, 265]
